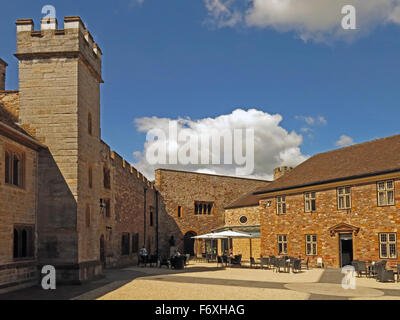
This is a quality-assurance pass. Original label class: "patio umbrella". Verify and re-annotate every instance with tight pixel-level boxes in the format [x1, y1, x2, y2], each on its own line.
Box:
[192, 233, 227, 239]
[210, 230, 253, 263]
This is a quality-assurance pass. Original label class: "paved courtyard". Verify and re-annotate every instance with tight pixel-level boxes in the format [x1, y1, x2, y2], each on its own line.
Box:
[2, 262, 400, 300]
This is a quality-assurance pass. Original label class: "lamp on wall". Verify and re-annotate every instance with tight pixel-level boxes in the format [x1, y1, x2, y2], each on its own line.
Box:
[266, 201, 272, 207]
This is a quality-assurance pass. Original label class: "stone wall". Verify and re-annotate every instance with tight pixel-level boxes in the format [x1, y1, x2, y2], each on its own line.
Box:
[260, 175, 400, 268]
[0, 134, 38, 291]
[155, 169, 269, 256]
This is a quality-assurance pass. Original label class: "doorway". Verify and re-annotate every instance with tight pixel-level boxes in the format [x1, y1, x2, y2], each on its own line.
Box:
[184, 231, 197, 256]
[339, 233, 353, 267]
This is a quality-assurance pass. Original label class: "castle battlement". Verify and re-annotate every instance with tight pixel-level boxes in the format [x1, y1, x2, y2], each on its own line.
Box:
[15, 16, 103, 83]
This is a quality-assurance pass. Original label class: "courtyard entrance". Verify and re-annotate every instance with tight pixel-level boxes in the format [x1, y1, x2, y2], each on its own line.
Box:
[184, 231, 197, 256]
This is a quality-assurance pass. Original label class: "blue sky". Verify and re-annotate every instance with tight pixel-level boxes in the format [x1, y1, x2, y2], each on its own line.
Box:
[1, 1, 400, 179]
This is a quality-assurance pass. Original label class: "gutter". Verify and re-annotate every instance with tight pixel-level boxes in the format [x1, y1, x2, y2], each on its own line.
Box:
[254, 168, 400, 195]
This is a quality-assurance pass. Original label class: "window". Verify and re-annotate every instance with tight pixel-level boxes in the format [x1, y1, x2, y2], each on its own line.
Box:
[150, 211, 154, 227]
[305, 192, 316, 212]
[377, 180, 395, 206]
[239, 216, 248, 224]
[103, 167, 111, 189]
[104, 199, 111, 218]
[85, 204, 91, 227]
[379, 233, 397, 259]
[5, 150, 24, 188]
[277, 235, 288, 255]
[88, 167, 93, 189]
[305, 235, 317, 256]
[132, 233, 139, 253]
[177, 206, 182, 218]
[337, 187, 351, 210]
[194, 201, 213, 215]
[121, 233, 130, 256]
[88, 112, 92, 135]
[13, 226, 34, 259]
[276, 196, 286, 215]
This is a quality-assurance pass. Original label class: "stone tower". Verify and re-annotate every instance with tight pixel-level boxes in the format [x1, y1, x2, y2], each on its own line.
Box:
[0, 59, 7, 91]
[15, 17, 104, 282]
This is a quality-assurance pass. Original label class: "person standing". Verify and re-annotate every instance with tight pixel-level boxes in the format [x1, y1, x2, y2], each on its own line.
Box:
[140, 246, 148, 266]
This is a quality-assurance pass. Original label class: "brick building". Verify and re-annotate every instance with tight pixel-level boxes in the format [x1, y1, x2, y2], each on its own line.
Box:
[154, 169, 269, 257]
[256, 135, 400, 268]
[0, 16, 160, 290]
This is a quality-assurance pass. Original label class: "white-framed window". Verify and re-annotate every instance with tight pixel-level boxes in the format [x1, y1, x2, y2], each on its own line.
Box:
[305, 234, 317, 256]
[276, 196, 286, 215]
[305, 192, 316, 212]
[277, 234, 288, 254]
[377, 180, 395, 206]
[379, 233, 397, 259]
[337, 186, 351, 210]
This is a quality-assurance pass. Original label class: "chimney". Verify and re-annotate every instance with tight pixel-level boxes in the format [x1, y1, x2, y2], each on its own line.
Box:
[273, 166, 293, 180]
[0, 59, 7, 91]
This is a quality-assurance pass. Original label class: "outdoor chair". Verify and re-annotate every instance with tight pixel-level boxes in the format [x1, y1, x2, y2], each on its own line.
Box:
[159, 256, 170, 269]
[147, 254, 158, 267]
[231, 254, 242, 266]
[250, 257, 261, 269]
[357, 261, 368, 277]
[217, 256, 224, 267]
[202, 253, 207, 262]
[301, 257, 309, 270]
[396, 264, 400, 282]
[260, 257, 270, 269]
[292, 259, 301, 273]
[276, 258, 286, 273]
[171, 256, 185, 269]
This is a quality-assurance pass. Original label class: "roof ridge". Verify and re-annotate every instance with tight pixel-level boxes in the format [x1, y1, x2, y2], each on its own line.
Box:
[316, 133, 400, 157]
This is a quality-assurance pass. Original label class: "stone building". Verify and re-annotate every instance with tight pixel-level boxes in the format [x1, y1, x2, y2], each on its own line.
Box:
[257, 134, 400, 268]
[154, 169, 269, 257]
[0, 16, 160, 290]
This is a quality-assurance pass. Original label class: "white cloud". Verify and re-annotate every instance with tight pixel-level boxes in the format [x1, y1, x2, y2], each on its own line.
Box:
[335, 134, 354, 147]
[133, 108, 309, 180]
[204, 0, 400, 42]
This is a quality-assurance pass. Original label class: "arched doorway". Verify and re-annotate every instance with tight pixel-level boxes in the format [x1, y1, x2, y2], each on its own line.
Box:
[183, 231, 197, 256]
[100, 235, 105, 266]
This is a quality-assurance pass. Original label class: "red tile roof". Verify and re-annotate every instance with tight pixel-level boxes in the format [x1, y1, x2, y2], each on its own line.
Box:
[255, 134, 400, 195]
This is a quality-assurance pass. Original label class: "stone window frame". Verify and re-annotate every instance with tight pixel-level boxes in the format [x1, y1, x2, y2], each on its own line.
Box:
[239, 216, 248, 224]
[4, 147, 26, 189]
[177, 205, 183, 218]
[379, 232, 397, 259]
[277, 234, 288, 255]
[305, 234, 317, 256]
[194, 201, 214, 215]
[377, 180, 395, 207]
[337, 186, 351, 210]
[304, 192, 316, 213]
[103, 166, 111, 189]
[132, 233, 139, 253]
[13, 225, 35, 260]
[121, 232, 130, 256]
[276, 196, 286, 215]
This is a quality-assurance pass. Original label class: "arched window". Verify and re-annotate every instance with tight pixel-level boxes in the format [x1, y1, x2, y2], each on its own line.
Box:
[88, 112, 93, 135]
